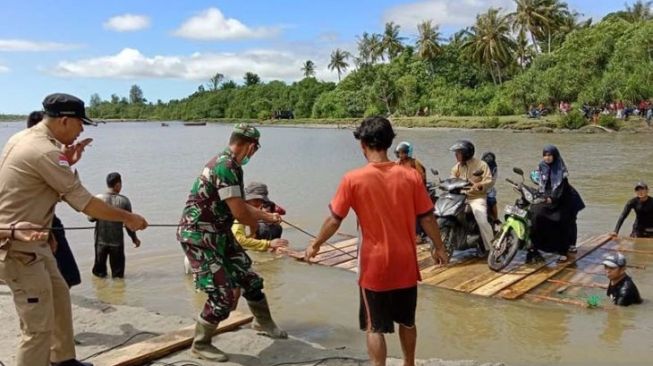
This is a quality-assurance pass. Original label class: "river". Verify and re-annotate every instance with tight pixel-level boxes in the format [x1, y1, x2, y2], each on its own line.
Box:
[1, 121, 652, 365]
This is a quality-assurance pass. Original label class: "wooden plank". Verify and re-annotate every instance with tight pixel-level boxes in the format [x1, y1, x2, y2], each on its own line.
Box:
[452, 252, 530, 293]
[423, 258, 484, 285]
[319, 247, 360, 266]
[499, 234, 611, 300]
[439, 261, 495, 290]
[475, 235, 610, 298]
[285, 239, 357, 262]
[92, 311, 253, 366]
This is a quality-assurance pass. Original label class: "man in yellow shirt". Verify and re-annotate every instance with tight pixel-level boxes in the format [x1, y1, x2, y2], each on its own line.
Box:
[232, 182, 289, 253]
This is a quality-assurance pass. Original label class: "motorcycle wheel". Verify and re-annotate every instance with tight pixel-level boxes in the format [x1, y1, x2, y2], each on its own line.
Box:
[440, 225, 455, 258]
[487, 230, 520, 272]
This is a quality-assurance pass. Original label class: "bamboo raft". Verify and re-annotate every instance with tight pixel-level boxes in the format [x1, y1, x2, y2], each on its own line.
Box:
[289, 234, 653, 309]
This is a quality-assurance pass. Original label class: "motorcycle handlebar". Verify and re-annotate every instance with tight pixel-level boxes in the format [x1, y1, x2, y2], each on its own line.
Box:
[505, 178, 519, 186]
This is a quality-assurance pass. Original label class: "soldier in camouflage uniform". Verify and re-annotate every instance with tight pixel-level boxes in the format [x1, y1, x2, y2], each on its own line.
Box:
[177, 124, 286, 362]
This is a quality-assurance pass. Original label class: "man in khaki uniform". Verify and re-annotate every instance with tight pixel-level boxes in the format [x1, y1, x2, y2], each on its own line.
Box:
[449, 140, 494, 252]
[0, 93, 148, 366]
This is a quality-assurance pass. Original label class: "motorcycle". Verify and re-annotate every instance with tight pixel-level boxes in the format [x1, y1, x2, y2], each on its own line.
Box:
[487, 167, 544, 271]
[426, 168, 440, 204]
[433, 169, 488, 257]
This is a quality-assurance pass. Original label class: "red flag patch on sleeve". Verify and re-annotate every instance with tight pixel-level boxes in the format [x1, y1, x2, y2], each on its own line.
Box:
[58, 153, 70, 167]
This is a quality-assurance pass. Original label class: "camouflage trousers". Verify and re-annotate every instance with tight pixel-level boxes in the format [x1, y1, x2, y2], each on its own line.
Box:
[179, 229, 264, 325]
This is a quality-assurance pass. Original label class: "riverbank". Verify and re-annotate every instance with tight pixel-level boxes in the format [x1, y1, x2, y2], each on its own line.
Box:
[96, 115, 653, 133]
[0, 290, 504, 366]
[3, 114, 652, 133]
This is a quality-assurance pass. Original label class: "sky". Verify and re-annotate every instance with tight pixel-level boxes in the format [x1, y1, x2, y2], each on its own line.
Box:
[0, 0, 628, 114]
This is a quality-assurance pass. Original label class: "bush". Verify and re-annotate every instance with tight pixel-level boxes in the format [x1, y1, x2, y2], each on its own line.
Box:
[598, 114, 621, 130]
[557, 110, 587, 129]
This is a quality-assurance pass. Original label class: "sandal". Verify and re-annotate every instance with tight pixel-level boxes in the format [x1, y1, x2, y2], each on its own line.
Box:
[557, 255, 568, 263]
[568, 245, 577, 253]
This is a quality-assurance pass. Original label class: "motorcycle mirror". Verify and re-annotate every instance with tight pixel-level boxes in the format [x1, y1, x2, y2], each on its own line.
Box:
[513, 167, 524, 176]
[431, 168, 439, 176]
[473, 169, 484, 177]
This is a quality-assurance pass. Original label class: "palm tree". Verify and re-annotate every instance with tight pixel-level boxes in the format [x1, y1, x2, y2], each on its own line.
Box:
[514, 30, 535, 69]
[624, 0, 653, 21]
[416, 20, 443, 62]
[541, 0, 571, 53]
[369, 33, 384, 63]
[328, 49, 351, 81]
[301, 60, 316, 78]
[381, 22, 405, 60]
[462, 8, 516, 84]
[510, 0, 551, 54]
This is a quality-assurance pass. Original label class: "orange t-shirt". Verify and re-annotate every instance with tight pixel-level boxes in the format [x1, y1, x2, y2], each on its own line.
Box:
[329, 162, 434, 291]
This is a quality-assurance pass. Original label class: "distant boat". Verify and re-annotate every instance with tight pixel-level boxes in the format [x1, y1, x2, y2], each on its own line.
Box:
[183, 122, 206, 126]
[161, 122, 169, 127]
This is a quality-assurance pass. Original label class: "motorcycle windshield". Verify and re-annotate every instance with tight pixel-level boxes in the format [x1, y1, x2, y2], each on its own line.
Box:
[435, 193, 466, 217]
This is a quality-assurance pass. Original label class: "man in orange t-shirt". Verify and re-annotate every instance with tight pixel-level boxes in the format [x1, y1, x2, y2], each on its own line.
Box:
[305, 116, 448, 366]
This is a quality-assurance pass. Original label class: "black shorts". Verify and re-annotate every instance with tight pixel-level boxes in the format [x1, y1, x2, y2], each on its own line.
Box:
[359, 286, 417, 333]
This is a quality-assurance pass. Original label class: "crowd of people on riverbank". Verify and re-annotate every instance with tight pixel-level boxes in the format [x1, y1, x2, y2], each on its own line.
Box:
[527, 99, 653, 127]
[0, 93, 651, 366]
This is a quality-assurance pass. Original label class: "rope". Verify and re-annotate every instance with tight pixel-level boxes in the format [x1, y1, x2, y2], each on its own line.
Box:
[282, 219, 357, 259]
[0, 223, 181, 231]
[270, 356, 367, 366]
[80, 331, 159, 361]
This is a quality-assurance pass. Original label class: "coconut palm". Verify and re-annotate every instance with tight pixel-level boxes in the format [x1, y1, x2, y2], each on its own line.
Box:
[416, 20, 443, 62]
[369, 33, 384, 63]
[462, 8, 516, 84]
[381, 22, 405, 60]
[328, 49, 351, 81]
[541, 0, 571, 53]
[510, 0, 551, 54]
[301, 60, 316, 78]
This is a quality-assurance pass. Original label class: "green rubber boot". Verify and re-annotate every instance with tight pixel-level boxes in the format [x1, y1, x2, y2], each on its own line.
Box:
[190, 320, 228, 362]
[247, 296, 288, 339]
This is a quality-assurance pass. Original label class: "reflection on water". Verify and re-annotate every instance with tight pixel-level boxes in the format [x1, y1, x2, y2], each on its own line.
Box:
[2, 122, 653, 365]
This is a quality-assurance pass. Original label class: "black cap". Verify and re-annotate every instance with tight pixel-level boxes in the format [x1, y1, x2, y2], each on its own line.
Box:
[635, 181, 648, 190]
[42, 93, 97, 126]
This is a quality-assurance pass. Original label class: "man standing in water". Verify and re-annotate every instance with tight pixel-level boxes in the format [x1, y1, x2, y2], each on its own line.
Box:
[91, 172, 141, 278]
[611, 181, 653, 238]
[305, 117, 449, 366]
[178, 124, 287, 362]
[0, 93, 148, 366]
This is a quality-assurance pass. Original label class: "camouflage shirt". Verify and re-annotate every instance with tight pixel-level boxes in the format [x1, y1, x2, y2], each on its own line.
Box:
[178, 148, 244, 235]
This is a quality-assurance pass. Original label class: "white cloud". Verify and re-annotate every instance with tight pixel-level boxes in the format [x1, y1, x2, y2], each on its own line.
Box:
[384, 0, 515, 30]
[103, 14, 151, 32]
[50, 48, 340, 82]
[0, 64, 9, 73]
[0, 39, 80, 52]
[173, 7, 280, 40]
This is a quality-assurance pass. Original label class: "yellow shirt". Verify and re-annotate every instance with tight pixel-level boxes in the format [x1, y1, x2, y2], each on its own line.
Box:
[231, 220, 270, 251]
[450, 157, 493, 200]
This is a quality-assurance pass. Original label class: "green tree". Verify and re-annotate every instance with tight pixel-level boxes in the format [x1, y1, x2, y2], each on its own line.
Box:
[221, 80, 238, 90]
[208, 72, 224, 91]
[329, 49, 351, 81]
[623, 0, 653, 22]
[416, 20, 443, 62]
[129, 84, 145, 104]
[301, 60, 316, 78]
[463, 8, 516, 84]
[89, 93, 102, 108]
[243, 72, 261, 86]
[511, 0, 551, 54]
[381, 22, 405, 60]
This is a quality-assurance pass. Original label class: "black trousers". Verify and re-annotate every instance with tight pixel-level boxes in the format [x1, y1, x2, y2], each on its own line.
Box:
[92, 244, 125, 278]
[52, 216, 81, 287]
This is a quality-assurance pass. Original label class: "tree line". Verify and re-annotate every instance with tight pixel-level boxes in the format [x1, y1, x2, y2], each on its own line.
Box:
[87, 0, 653, 121]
